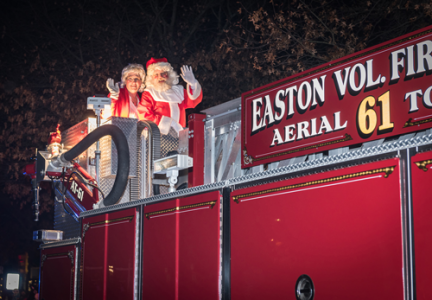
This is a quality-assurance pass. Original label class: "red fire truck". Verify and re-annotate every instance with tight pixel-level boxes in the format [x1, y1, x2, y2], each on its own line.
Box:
[30, 25, 432, 300]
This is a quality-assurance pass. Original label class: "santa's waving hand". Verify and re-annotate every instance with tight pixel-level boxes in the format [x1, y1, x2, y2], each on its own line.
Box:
[181, 66, 202, 101]
[138, 58, 203, 135]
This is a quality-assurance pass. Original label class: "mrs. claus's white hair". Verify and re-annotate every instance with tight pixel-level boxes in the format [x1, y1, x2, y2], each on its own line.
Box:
[120, 64, 146, 92]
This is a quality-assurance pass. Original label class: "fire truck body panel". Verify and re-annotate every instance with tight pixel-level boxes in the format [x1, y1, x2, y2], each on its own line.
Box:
[411, 149, 432, 300]
[231, 158, 404, 300]
[40, 240, 79, 300]
[81, 207, 138, 300]
[34, 25, 432, 300]
[38, 136, 432, 300]
[142, 191, 221, 300]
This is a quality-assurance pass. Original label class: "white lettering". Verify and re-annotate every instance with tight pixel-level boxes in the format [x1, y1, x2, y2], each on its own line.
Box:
[349, 63, 366, 93]
[274, 89, 286, 121]
[417, 40, 432, 73]
[318, 116, 333, 134]
[268, 112, 346, 147]
[271, 129, 284, 146]
[333, 111, 348, 130]
[390, 48, 405, 81]
[77, 188, 84, 201]
[310, 118, 318, 137]
[333, 67, 351, 98]
[262, 95, 275, 126]
[366, 59, 381, 88]
[311, 75, 326, 107]
[284, 124, 296, 142]
[251, 97, 264, 133]
[404, 90, 422, 112]
[424, 86, 432, 108]
[298, 82, 311, 112]
[297, 121, 310, 140]
[286, 86, 297, 117]
[406, 45, 416, 76]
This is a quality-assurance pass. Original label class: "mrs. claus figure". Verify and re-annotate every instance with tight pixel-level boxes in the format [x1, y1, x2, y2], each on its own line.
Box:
[103, 63, 146, 119]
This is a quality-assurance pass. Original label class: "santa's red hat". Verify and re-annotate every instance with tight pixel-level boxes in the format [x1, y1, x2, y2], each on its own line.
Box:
[146, 57, 171, 74]
[145, 57, 179, 86]
[146, 57, 168, 69]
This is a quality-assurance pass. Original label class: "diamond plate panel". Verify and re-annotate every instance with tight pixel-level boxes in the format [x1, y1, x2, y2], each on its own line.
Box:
[99, 177, 132, 205]
[97, 120, 161, 204]
[100, 117, 138, 178]
[139, 128, 150, 198]
[160, 127, 179, 157]
[60, 118, 153, 210]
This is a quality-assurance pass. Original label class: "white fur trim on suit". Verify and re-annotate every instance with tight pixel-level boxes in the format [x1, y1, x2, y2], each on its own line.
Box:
[145, 85, 184, 103]
[170, 120, 183, 135]
[186, 81, 202, 100]
[159, 116, 172, 135]
[147, 62, 171, 75]
[169, 102, 180, 123]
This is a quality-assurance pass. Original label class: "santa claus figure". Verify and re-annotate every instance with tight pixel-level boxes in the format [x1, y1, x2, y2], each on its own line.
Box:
[102, 64, 146, 119]
[138, 58, 203, 135]
[47, 124, 62, 157]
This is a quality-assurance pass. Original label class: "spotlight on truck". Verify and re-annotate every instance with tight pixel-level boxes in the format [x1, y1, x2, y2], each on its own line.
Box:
[153, 154, 193, 192]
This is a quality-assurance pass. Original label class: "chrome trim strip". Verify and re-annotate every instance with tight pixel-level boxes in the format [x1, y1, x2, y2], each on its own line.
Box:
[80, 182, 226, 217]
[74, 245, 79, 300]
[404, 149, 416, 300]
[39, 238, 81, 249]
[134, 211, 140, 300]
[229, 134, 432, 187]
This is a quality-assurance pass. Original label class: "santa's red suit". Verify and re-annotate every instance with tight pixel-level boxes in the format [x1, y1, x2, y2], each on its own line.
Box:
[103, 87, 140, 119]
[138, 84, 202, 134]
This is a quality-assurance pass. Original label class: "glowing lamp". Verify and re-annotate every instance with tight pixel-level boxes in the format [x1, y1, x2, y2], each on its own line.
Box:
[6, 274, 19, 290]
[153, 155, 193, 193]
[153, 154, 193, 174]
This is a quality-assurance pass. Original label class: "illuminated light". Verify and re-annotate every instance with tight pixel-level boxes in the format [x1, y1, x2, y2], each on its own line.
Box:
[87, 97, 111, 110]
[271, 239, 274, 242]
[153, 154, 193, 174]
[6, 274, 19, 290]
[276, 219, 280, 221]
[33, 230, 63, 242]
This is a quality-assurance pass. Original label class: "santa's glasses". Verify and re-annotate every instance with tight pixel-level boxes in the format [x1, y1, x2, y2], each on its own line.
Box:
[153, 71, 169, 79]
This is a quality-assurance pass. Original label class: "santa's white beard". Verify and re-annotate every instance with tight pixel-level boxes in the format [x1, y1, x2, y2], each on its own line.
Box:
[152, 81, 172, 92]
